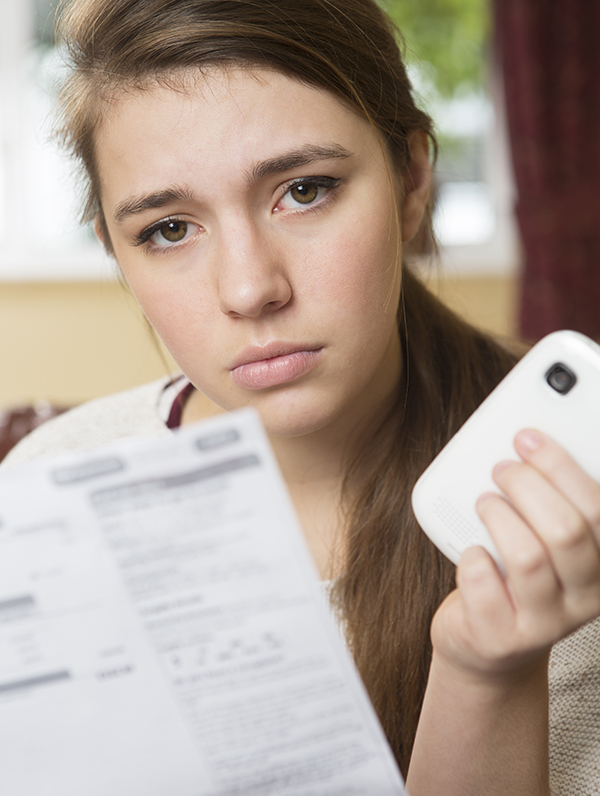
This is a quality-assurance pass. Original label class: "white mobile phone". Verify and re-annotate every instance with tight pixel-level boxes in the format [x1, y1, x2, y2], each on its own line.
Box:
[411, 330, 600, 567]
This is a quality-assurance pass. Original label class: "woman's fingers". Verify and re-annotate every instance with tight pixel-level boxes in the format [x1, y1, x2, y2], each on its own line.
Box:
[478, 430, 600, 634]
[439, 430, 600, 677]
[514, 429, 600, 541]
[492, 462, 600, 594]
[455, 545, 516, 650]
[433, 547, 519, 674]
[476, 490, 563, 624]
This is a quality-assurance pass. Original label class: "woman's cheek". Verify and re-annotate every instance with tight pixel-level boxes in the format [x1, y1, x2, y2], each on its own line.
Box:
[129, 279, 216, 363]
[301, 218, 400, 309]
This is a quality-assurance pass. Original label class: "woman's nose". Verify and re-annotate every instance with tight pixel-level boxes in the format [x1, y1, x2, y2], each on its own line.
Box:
[217, 225, 292, 318]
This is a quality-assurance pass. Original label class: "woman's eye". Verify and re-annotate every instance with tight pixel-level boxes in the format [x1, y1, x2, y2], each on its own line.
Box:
[277, 178, 339, 211]
[289, 183, 320, 204]
[146, 220, 198, 247]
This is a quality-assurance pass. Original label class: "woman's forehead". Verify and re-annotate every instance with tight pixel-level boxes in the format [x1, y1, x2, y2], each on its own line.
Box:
[101, 65, 348, 120]
[94, 67, 382, 199]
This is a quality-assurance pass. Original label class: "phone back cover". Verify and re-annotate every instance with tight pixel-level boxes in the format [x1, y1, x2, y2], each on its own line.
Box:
[411, 331, 600, 565]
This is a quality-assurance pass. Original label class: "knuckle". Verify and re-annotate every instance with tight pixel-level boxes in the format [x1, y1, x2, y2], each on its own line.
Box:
[511, 544, 548, 577]
[551, 514, 588, 549]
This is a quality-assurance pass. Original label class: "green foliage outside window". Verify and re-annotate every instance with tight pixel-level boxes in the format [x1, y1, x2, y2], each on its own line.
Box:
[382, 0, 490, 99]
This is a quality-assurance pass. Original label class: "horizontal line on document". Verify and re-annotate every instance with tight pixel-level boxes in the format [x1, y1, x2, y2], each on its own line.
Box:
[0, 595, 35, 613]
[0, 670, 71, 695]
[90, 454, 260, 507]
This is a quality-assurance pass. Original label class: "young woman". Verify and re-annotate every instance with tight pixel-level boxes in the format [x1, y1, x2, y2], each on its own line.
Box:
[7, 0, 600, 793]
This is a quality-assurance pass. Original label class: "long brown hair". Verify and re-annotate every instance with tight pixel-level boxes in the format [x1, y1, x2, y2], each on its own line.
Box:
[55, 0, 520, 775]
[335, 270, 518, 772]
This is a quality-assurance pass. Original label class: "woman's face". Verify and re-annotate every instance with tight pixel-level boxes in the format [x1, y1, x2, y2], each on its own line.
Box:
[95, 68, 426, 440]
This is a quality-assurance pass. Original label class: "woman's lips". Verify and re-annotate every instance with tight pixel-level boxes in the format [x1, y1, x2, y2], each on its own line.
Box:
[231, 348, 322, 390]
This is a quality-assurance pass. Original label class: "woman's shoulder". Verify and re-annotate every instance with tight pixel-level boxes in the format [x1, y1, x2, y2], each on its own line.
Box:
[1, 377, 173, 469]
[549, 616, 600, 793]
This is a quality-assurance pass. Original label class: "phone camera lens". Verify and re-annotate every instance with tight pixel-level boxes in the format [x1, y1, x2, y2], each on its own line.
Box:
[546, 363, 576, 394]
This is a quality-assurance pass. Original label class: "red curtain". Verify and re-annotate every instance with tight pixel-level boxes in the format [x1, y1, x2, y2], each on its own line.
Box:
[494, 0, 600, 341]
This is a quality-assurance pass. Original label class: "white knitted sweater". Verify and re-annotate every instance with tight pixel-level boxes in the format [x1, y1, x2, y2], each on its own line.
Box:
[4, 377, 600, 794]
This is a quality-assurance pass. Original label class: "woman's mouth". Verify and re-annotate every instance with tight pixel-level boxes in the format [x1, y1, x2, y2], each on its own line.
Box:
[231, 347, 323, 390]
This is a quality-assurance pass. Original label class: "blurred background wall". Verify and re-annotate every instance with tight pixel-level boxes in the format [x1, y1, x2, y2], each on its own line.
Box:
[0, 282, 175, 407]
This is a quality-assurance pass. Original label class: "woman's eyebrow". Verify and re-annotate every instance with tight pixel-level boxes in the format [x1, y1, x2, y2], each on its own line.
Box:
[113, 144, 352, 224]
[113, 187, 195, 224]
[248, 144, 353, 182]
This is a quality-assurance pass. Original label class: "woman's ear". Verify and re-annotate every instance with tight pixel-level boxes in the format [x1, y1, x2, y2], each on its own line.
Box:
[94, 212, 114, 255]
[400, 131, 432, 243]
[93, 215, 105, 245]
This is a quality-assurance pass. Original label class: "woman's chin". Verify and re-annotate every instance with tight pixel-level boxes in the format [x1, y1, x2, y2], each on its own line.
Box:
[197, 378, 363, 441]
[253, 397, 357, 442]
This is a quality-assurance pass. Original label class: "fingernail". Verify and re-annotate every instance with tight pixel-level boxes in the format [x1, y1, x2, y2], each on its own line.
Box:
[476, 491, 497, 507]
[492, 460, 514, 477]
[517, 429, 543, 452]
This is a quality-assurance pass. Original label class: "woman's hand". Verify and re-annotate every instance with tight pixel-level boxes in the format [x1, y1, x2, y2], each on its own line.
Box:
[432, 428, 600, 679]
[408, 430, 600, 796]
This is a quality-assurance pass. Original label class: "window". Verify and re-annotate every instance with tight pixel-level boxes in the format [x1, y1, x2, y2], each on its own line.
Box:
[0, 0, 109, 279]
[385, 0, 519, 274]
